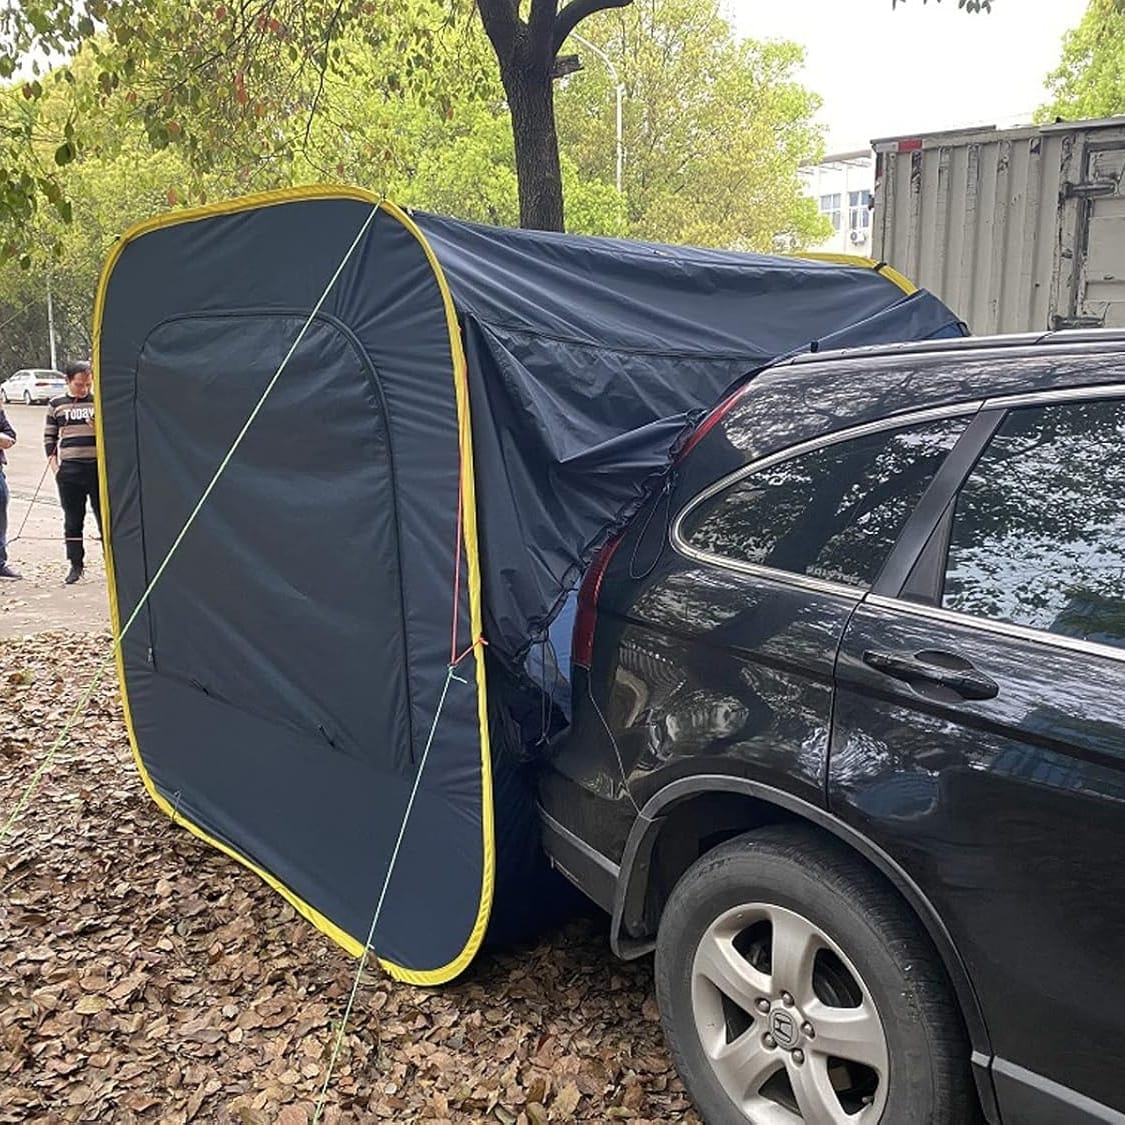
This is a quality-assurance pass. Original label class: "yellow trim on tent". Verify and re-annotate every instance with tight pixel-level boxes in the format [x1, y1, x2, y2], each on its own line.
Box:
[92, 186, 493, 986]
[797, 251, 918, 296]
[376, 200, 495, 986]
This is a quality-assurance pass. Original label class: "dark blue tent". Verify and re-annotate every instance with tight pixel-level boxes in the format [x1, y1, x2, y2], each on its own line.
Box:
[93, 188, 965, 984]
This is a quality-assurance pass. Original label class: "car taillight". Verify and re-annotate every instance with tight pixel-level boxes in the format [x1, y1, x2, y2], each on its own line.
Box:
[676, 383, 751, 461]
[572, 535, 624, 668]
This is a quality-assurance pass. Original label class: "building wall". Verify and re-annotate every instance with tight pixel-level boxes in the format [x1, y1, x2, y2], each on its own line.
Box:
[799, 152, 876, 256]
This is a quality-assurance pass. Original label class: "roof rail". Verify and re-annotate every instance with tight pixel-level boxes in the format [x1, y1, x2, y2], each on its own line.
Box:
[776, 328, 1125, 370]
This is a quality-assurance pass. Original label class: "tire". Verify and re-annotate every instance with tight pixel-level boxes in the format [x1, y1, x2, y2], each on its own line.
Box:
[23, 391, 31, 405]
[655, 826, 976, 1125]
[0, 388, 6, 403]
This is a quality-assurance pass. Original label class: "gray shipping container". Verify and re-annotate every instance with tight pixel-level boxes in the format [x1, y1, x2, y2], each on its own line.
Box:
[872, 117, 1125, 335]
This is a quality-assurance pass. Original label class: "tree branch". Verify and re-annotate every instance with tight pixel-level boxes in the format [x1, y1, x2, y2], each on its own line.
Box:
[303, 0, 347, 150]
[476, 0, 522, 60]
[551, 0, 631, 56]
[529, 0, 558, 51]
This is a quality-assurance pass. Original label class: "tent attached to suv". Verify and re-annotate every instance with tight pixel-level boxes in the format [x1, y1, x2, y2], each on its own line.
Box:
[94, 188, 964, 984]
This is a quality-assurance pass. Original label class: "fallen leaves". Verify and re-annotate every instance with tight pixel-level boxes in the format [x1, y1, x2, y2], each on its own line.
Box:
[0, 632, 700, 1123]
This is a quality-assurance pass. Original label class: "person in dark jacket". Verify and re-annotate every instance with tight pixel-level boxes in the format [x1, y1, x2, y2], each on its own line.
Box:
[0, 403, 18, 579]
[45, 360, 102, 585]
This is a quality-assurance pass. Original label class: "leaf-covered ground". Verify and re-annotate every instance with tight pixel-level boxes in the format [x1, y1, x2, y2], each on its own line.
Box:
[0, 632, 700, 1124]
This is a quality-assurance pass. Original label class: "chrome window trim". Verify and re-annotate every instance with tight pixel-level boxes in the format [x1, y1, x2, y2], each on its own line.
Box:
[982, 381, 1125, 411]
[671, 551, 867, 601]
[865, 594, 1125, 666]
[671, 400, 985, 587]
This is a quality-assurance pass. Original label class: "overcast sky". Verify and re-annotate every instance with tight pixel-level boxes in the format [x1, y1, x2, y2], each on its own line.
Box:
[727, 0, 1090, 152]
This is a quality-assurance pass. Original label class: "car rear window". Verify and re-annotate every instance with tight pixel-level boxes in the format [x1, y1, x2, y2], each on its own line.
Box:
[679, 416, 968, 589]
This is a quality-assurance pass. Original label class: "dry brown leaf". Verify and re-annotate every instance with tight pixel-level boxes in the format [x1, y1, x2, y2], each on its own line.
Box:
[275, 1104, 310, 1125]
[551, 1082, 582, 1118]
[232, 1107, 269, 1125]
[122, 1093, 162, 1111]
[525, 1074, 549, 1104]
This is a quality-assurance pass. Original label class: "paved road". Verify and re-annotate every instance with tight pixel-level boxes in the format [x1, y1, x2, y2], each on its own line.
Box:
[0, 403, 109, 638]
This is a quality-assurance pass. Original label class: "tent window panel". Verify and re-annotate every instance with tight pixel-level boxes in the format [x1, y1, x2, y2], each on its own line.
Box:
[135, 313, 414, 773]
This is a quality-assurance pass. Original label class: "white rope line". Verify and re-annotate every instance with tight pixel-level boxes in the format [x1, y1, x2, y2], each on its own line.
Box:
[6, 459, 52, 545]
[0, 203, 381, 848]
[313, 661, 468, 1124]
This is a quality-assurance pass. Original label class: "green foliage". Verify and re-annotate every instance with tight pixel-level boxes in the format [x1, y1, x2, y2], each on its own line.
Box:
[561, 161, 628, 237]
[0, 47, 194, 370]
[555, 0, 830, 249]
[1037, 0, 1125, 123]
[289, 11, 514, 221]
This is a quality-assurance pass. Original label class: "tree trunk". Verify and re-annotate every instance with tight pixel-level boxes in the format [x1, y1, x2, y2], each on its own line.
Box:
[500, 56, 565, 231]
[478, 0, 632, 232]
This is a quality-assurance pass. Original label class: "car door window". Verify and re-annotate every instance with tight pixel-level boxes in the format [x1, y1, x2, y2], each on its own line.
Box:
[679, 417, 968, 588]
[943, 398, 1125, 649]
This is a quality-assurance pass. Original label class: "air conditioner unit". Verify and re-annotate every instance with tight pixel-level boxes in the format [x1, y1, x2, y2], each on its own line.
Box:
[849, 228, 869, 245]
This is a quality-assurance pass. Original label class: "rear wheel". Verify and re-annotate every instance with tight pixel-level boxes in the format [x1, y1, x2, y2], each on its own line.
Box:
[655, 826, 976, 1124]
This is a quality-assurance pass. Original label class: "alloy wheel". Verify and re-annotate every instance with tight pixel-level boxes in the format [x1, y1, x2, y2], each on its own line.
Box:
[691, 902, 889, 1124]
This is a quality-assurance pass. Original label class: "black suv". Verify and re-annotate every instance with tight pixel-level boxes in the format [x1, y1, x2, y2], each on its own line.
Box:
[539, 331, 1125, 1125]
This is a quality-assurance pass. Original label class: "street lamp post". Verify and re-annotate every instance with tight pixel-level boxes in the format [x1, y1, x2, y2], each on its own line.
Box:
[46, 269, 57, 371]
[568, 32, 624, 196]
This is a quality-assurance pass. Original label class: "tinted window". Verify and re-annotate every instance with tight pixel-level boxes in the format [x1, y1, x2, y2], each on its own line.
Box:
[681, 417, 967, 588]
[944, 398, 1125, 648]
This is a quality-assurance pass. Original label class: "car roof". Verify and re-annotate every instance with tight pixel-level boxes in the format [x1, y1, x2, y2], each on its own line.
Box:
[690, 327, 1125, 472]
[748, 327, 1125, 411]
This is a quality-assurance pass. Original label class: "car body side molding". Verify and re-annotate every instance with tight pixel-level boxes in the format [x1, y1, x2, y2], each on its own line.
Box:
[992, 1059, 1125, 1125]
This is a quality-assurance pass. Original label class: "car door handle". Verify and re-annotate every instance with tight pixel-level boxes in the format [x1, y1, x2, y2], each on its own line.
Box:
[862, 648, 999, 701]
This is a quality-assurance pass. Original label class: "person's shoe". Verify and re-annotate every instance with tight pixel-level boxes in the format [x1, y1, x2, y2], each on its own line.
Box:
[0, 564, 20, 579]
[64, 564, 83, 585]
